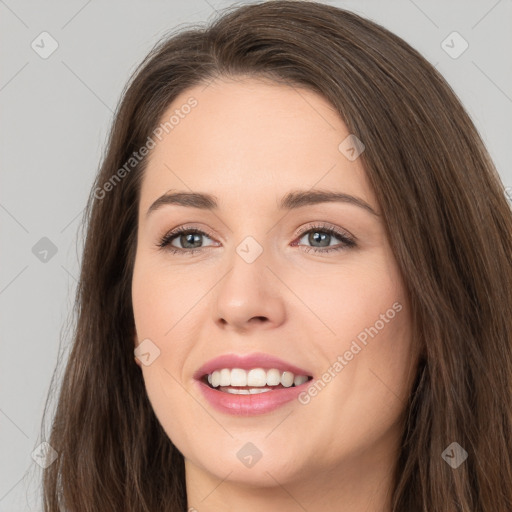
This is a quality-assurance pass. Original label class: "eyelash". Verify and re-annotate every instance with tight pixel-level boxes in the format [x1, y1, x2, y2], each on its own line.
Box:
[156, 223, 356, 256]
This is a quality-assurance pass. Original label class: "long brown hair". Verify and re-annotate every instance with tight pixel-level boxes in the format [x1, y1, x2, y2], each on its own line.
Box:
[37, 1, 512, 510]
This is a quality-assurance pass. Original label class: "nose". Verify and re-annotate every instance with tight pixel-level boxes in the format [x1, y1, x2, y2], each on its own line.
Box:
[213, 243, 286, 333]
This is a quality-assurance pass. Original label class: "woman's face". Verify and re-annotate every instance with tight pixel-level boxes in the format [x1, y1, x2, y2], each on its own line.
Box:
[132, 77, 416, 493]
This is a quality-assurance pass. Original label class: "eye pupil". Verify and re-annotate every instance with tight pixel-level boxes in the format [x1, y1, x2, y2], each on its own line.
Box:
[310, 231, 330, 247]
[182, 233, 202, 248]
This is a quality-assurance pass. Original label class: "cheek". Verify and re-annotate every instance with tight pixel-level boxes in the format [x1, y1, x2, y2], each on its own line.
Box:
[301, 314, 412, 479]
[132, 253, 204, 342]
[137, 360, 215, 471]
[333, 258, 413, 399]
[132, 259, 208, 453]
[291, 253, 413, 453]
[289, 254, 405, 354]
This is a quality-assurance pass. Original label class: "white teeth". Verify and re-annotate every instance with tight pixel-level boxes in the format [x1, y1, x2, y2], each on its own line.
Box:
[222, 387, 273, 395]
[248, 368, 267, 386]
[205, 367, 310, 389]
[294, 375, 308, 386]
[224, 388, 250, 394]
[266, 368, 281, 386]
[231, 368, 247, 386]
[219, 368, 231, 386]
[281, 371, 294, 388]
[249, 387, 272, 394]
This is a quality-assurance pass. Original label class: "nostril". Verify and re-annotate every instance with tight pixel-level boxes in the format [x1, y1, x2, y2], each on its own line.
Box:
[250, 316, 268, 324]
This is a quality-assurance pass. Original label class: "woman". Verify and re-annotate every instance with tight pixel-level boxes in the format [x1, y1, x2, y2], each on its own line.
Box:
[39, 1, 512, 510]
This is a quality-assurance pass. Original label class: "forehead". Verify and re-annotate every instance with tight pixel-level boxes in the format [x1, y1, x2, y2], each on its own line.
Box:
[139, 77, 375, 214]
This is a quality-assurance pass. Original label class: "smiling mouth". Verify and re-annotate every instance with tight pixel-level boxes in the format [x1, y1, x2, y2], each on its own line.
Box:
[200, 368, 313, 394]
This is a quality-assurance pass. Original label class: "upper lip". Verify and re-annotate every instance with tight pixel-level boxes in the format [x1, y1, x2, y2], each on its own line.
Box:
[193, 352, 313, 380]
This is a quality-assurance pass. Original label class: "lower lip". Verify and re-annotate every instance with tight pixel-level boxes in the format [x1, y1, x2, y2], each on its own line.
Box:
[196, 379, 312, 416]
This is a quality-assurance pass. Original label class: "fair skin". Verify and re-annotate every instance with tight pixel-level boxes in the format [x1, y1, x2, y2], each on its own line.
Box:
[132, 76, 417, 512]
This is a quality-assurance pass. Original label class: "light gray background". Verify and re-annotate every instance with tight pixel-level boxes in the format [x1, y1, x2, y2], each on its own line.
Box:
[1, 0, 511, 510]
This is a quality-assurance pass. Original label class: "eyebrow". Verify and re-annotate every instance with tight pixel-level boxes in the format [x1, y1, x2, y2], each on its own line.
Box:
[146, 189, 379, 217]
